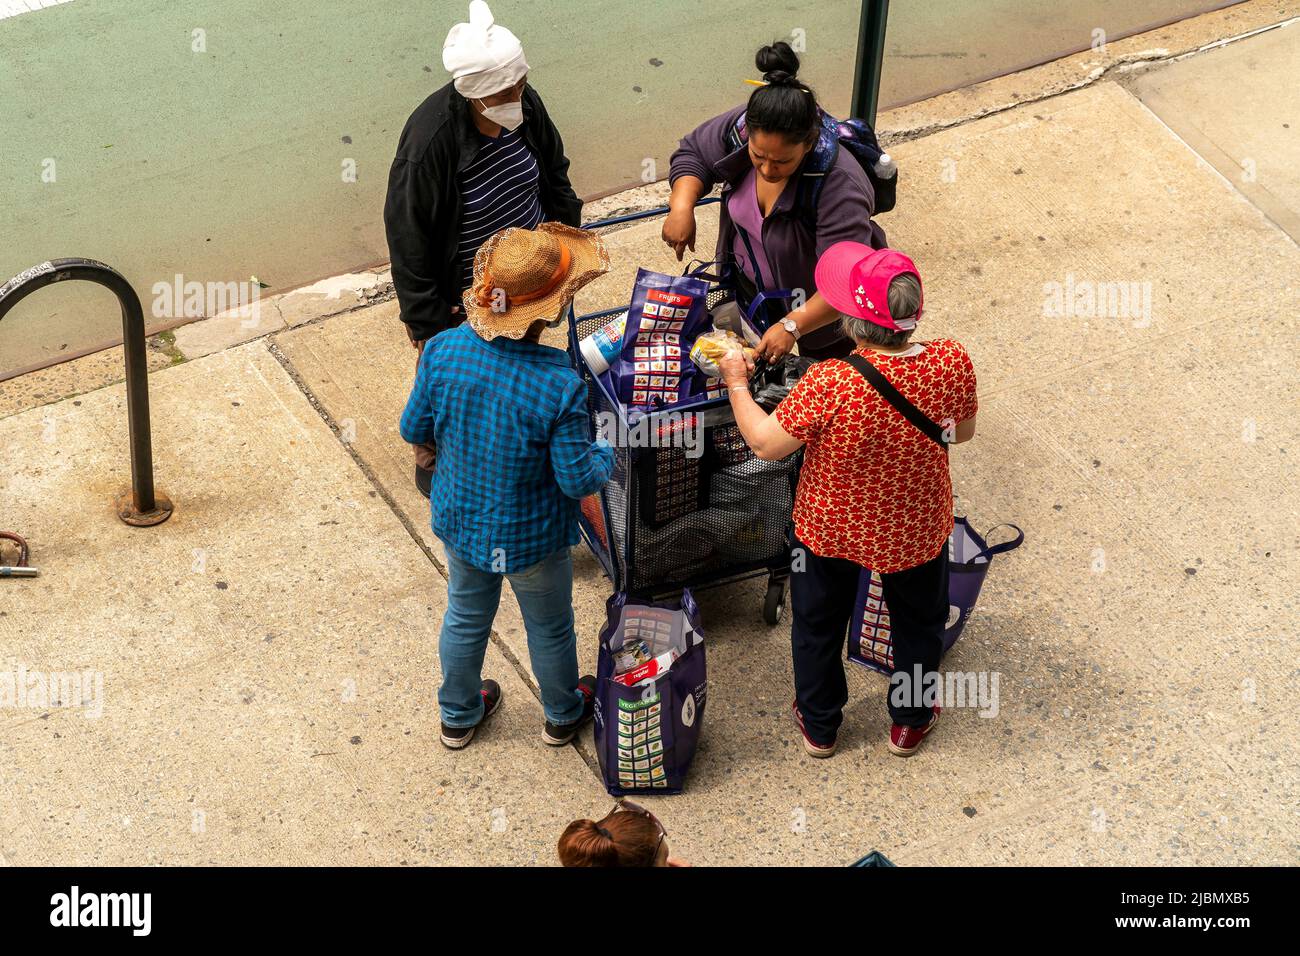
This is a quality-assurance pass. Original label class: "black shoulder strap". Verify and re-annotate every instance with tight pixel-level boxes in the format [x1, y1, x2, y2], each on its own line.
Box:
[843, 353, 948, 451]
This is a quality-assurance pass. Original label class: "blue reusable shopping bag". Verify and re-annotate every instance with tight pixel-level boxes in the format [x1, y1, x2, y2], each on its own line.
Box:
[848, 518, 1023, 675]
[610, 268, 711, 409]
[593, 590, 707, 795]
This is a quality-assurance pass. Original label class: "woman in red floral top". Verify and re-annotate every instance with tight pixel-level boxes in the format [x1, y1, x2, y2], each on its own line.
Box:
[718, 243, 977, 759]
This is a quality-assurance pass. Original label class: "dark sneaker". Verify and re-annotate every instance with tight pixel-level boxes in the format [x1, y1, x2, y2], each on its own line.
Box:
[792, 700, 837, 758]
[440, 679, 503, 750]
[888, 705, 941, 757]
[415, 464, 433, 499]
[542, 675, 597, 746]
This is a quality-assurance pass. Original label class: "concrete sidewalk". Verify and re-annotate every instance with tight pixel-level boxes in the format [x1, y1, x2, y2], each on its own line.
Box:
[1126, 17, 1300, 241]
[0, 345, 605, 865]
[3, 16, 1297, 866]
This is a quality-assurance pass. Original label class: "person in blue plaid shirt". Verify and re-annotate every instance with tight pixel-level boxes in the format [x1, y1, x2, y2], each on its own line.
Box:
[400, 222, 614, 750]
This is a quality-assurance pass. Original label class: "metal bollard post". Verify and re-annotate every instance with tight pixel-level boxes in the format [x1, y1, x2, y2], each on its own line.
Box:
[0, 259, 174, 526]
[851, 0, 891, 127]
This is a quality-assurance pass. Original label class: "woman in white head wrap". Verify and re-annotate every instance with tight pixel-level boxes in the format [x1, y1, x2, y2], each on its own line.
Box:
[443, 0, 527, 92]
[384, 0, 583, 497]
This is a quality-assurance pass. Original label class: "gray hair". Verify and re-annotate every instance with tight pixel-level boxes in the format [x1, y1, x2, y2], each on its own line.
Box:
[838, 273, 921, 348]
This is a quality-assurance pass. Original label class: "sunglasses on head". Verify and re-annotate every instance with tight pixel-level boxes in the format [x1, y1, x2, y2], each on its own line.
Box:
[609, 798, 667, 859]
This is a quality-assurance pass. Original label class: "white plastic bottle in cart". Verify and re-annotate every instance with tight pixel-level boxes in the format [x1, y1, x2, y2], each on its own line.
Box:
[578, 312, 628, 374]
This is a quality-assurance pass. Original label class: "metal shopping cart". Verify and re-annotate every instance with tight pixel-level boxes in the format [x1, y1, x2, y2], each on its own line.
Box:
[567, 202, 802, 624]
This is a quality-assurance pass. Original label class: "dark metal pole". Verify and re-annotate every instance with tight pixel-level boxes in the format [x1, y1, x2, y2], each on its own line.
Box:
[851, 0, 891, 126]
[0, 258, 173, 526]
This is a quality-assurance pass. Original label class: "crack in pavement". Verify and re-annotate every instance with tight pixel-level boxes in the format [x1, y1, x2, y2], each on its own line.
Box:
[879, 16, 1300, 149]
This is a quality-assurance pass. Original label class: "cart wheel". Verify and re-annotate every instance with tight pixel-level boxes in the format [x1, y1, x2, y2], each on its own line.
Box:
[763, 580, 786, 626]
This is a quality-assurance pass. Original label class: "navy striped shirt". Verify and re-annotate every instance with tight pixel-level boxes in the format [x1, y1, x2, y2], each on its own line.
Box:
[456, 128, 545, 290]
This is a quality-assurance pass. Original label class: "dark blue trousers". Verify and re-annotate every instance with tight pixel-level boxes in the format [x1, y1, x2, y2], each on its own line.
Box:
[789, 536, 947, 742]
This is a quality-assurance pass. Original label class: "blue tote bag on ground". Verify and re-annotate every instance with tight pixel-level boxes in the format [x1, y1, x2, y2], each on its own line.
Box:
[848, 518, 1023, 675]
[593, 590, 707, 795]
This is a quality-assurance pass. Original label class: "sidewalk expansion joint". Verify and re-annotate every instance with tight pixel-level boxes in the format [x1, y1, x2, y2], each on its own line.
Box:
[880, 16, 1300, 149]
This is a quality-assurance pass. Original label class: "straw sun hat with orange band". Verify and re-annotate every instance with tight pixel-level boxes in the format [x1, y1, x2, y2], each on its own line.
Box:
[463, 223, 610, 340]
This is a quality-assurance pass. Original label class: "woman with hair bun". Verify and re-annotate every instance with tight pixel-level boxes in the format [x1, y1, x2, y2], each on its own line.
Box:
[557, 801, 688, 867]
[665, 41, 886, 362]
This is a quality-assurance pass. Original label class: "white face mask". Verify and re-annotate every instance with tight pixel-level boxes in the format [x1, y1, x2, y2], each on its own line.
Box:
[477, 98, 523, 131]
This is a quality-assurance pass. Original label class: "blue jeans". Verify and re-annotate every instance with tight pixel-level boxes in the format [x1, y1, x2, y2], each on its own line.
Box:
[439, 545, 584, 728]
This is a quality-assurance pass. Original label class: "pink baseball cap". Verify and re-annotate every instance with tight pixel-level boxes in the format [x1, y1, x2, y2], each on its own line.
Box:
[815, 242, 924, 332]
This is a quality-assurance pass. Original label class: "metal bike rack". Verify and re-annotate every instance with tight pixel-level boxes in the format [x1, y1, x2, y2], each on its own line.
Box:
[0, 258, 173, 526]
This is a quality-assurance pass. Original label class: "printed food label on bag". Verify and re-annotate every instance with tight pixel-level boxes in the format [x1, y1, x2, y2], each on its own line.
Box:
[612, 688, 668, 785]
[613, 269, 710, 409]
[632, 291, 691, 405]
[618, 692, 660, 711]
[857, 570, 896, 669]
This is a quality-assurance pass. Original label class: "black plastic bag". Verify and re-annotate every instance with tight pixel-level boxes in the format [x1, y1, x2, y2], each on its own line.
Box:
[753, 354, 816, 412]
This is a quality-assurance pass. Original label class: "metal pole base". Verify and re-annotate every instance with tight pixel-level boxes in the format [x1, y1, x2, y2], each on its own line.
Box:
[116, 490, 174, 527]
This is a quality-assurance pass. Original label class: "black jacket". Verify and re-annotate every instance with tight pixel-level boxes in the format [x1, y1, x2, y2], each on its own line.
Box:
[383, 82, 583, 341]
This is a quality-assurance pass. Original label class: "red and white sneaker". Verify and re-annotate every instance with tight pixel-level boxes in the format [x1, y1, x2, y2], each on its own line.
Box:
[888, 706, 941, 757]
[792, 700, 837, 758]
[440, 679, 503, 750]
[542, 674, 597, 746]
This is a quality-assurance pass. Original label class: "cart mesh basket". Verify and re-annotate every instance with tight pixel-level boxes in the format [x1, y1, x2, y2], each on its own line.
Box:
[569, 293, 800, 598]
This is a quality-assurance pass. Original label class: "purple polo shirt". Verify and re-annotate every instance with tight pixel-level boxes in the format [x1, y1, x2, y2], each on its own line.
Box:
[728, 168, 776, 288]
